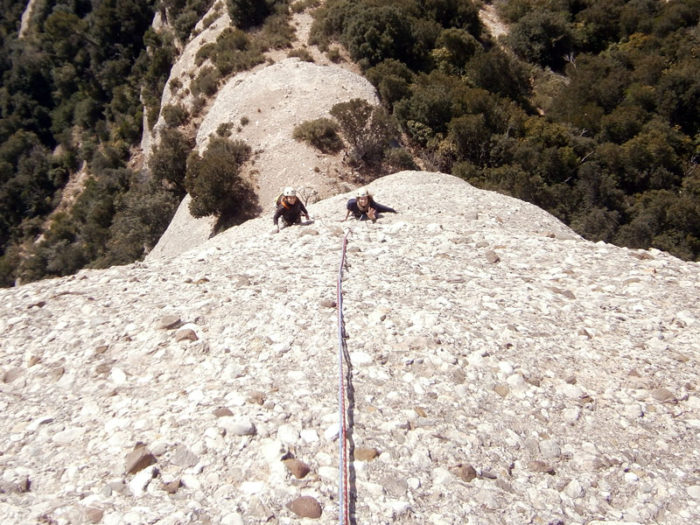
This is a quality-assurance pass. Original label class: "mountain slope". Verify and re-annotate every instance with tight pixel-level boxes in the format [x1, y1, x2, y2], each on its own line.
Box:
[148, 58, 378, 260]
[1, 171, 698, 524]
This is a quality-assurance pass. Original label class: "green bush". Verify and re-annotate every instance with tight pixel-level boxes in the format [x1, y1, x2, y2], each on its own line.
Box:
[149, 128, 193, 196]
[291, 0, 320, 13]
[184, 137, 256, 220]
[330, 98, 398, 167]
[288, 48, 314, 62]
[364, 59, 413, 109]
[342, 6, 419, 69]
[102, 181, 180, 265]
[326, 47, 342, 62]
[293, 118, 343, 153]
[433, 28, 479, 74]
[383, 147, 418, 171]
[257, 9, 295, 50]
[191, 66, 221, 96]
[227, 0, 288, 30]
[466, 48, 531, 102]
[162, 103, 190, 127]
[507, 10, 573, 71]
[217, 122, 234, 137]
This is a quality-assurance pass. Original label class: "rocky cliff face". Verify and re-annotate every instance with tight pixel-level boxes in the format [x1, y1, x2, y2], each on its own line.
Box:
[1, 171, 698, 524]
[147, 58, 378, 261]
[146, 5, 378, 261]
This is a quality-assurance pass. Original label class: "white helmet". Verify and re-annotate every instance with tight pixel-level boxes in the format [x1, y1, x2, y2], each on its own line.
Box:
[356, 188, 369, 198]
[283, 187, 296, 197]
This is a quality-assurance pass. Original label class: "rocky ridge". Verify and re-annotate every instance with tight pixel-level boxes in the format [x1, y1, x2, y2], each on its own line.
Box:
[146, 4, 378, 261]
[1, 171, 699, 524]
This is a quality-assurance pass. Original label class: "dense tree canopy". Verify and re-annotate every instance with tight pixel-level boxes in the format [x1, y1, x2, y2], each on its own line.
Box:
[313, 0, 700, 261]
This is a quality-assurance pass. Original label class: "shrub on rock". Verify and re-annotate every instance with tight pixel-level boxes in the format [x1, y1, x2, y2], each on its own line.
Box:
[184, 137, 255, 221]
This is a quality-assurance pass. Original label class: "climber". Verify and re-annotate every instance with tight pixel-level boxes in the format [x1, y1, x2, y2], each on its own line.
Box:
[343, 188, 396, 222]
[273, 187, 310, 232]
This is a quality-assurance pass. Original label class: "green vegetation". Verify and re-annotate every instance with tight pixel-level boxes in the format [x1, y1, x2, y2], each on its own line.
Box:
[288, 47, 314, 62]
[330, 98, 401, 170]
[311, 0, 700, 260]
[0, 0, 295, 286]
[295, 100, 414, 176]
[184, 136, 258, 226]
[293, 118, 343, 153]
[0, 0, 173, 285]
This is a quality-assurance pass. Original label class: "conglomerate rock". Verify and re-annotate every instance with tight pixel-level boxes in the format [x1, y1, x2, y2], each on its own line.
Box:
[1, 171, 698, 524]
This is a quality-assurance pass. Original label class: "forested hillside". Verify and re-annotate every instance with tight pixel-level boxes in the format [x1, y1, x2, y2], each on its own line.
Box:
[0, 0, 179, 285]
[311, 0, 699, 259]
[0, 0, 698, 287]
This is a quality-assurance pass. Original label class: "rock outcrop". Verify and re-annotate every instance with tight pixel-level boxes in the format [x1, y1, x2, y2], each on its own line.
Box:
[1, 171, 698, 524]
[147, 58, 378, 260]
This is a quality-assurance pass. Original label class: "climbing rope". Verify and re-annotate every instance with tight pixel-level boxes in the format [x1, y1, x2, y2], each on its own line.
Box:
[336, 228, 351, 525]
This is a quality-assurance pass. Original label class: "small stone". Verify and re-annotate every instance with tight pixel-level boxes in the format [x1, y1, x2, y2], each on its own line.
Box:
[687, 485, 700, 500]
[623, 404, 644, 419]
[213, 407, 234, 417]
[218, 417, 256, 436]
[283, 458, 311, 479]
[0, 475, 31, 494]
[494, 384, 509, 398]
[354, 447, 379, 461]
[485, 250, 500, 263]
[277, 424, 299, 443]
[287, 496, 322, 519]
[247, 391, 266, 405]
[300, 429, 319, 443]
[221, 512, 244, 525]
[157, 315, 182, 329]
[624, 471, 639, 483]
[162, 479, 182, 494]
[319, 298, 336, 308]
[175, 328, 198, 341]
[564, 479, 584, 499]
[129, 465, 158, 497]
[651, 388, 676, 403]
[3, 368, 23, 383]
[171, 445, 199, 468]
[49, 366, 65, 381]
[85, 507, 104, 524]
[527, 461, 555, 475]
[540, 439, 561, 459]
[324, 425, 339, 441]
[125, 445, 157, 474]
[454, 464, 477, 482]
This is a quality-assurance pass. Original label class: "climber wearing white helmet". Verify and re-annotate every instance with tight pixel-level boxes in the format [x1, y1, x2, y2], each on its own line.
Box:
[343, 188, 396, 222]
[273, 187, 309, 231]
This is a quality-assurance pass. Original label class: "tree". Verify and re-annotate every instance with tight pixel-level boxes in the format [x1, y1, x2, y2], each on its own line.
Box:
[184, 137, 256, 220]
[507, 10, 573, 71]
[149, 128, 193, 197]
[364, 59, 414, 109]
[330, 98, 398, 166]
[227, 0, 276, 30]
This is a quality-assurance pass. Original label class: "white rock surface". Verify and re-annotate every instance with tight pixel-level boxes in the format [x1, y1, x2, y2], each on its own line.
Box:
[1, 171, 699, 524]
[149, 57, 378, 260]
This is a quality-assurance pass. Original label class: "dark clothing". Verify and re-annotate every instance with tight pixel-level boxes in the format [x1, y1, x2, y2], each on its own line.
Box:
[346, 197, 396, 221]
[273, 198, 308, 226]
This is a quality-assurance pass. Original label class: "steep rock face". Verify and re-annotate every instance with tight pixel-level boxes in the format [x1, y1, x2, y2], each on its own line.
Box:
[141, 5, 232, 159]
[1, 171, 699, 524]
[148, 58, 378, 260]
